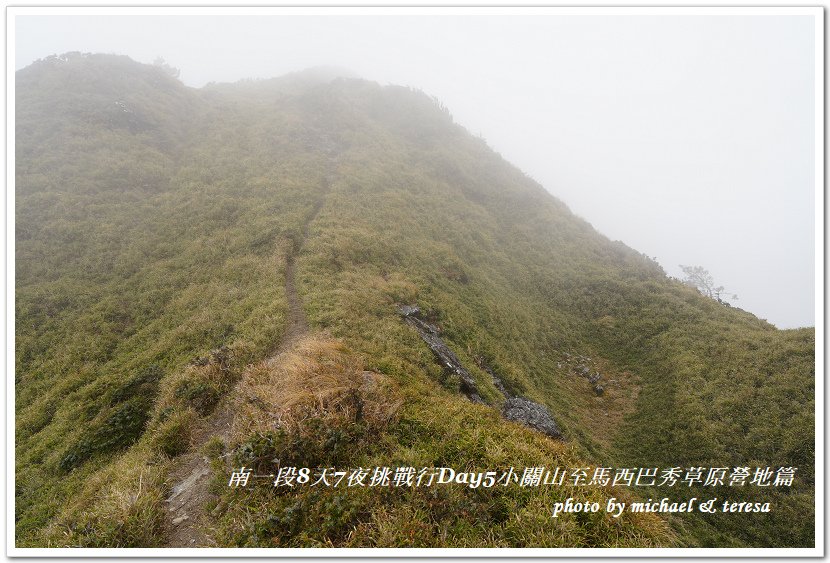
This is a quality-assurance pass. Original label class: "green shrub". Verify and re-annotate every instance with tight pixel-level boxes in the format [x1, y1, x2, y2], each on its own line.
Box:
[174, 379, 220, 415]
[149, 408, 194, 458]
[110, 364, 163, 404]
[59, 397, 153, 472]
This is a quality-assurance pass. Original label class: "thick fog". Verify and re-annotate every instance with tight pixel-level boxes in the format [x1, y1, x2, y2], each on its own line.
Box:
[14, 12, 818, 329]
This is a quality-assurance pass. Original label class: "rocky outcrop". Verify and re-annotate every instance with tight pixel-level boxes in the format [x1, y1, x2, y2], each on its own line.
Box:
[502, 397, 562, 438]
[476, 358, 562, 439]
[398, 305, 483, 403]
[561, 353, 606, 397]
[399, 304, 561, 439]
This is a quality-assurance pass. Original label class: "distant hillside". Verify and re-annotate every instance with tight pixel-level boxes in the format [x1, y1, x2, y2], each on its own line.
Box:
[15, 53, 814, 549]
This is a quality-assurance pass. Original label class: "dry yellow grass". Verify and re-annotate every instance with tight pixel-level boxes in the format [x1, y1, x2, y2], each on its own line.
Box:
[233, 335, 402, 440]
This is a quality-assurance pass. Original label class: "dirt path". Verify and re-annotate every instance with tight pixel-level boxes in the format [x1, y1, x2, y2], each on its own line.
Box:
[163, 176, 331, 548]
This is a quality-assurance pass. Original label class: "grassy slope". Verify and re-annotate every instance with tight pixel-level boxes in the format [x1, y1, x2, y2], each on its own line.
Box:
[291, 86, 814, 547]
[15, 54, 814, 547]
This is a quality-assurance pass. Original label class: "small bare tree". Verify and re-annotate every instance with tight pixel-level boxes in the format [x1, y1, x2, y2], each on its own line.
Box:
[153, 57, 180, 79]
[679, 265, 738, 303]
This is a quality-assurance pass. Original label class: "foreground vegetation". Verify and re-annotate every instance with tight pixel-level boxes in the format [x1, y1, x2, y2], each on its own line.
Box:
[15, 53, 814, 548]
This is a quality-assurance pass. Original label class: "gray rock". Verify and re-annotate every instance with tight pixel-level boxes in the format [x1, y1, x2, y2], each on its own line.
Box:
[502, 397, 562, 439]
[398, 304, 421, 318]
[407, 314, 439, 335]
[401, 312, 481, 402]
[594, 385, 604, 396]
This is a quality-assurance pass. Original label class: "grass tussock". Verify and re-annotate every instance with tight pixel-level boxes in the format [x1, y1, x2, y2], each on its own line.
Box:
[155, 345, 236, 417]
[234, 335, 402, 442]
[234, 336, 401, 437]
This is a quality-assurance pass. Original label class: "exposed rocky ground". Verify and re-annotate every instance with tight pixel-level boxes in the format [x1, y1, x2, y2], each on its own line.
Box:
[399, 304, 561, 439]
[559, 353, 606, 396]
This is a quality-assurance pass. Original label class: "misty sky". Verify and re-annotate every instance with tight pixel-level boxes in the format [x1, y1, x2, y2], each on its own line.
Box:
[13, 10, 819, 329]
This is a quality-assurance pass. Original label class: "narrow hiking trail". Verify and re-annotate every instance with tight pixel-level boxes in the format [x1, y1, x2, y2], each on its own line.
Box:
[163, 176, 331, 547]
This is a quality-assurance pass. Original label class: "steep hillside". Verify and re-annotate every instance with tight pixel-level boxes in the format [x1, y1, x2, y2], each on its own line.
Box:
[15, 53, 814, 548]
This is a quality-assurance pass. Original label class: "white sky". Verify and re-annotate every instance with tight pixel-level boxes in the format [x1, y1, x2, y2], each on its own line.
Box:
[13, 10, 819, 329]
